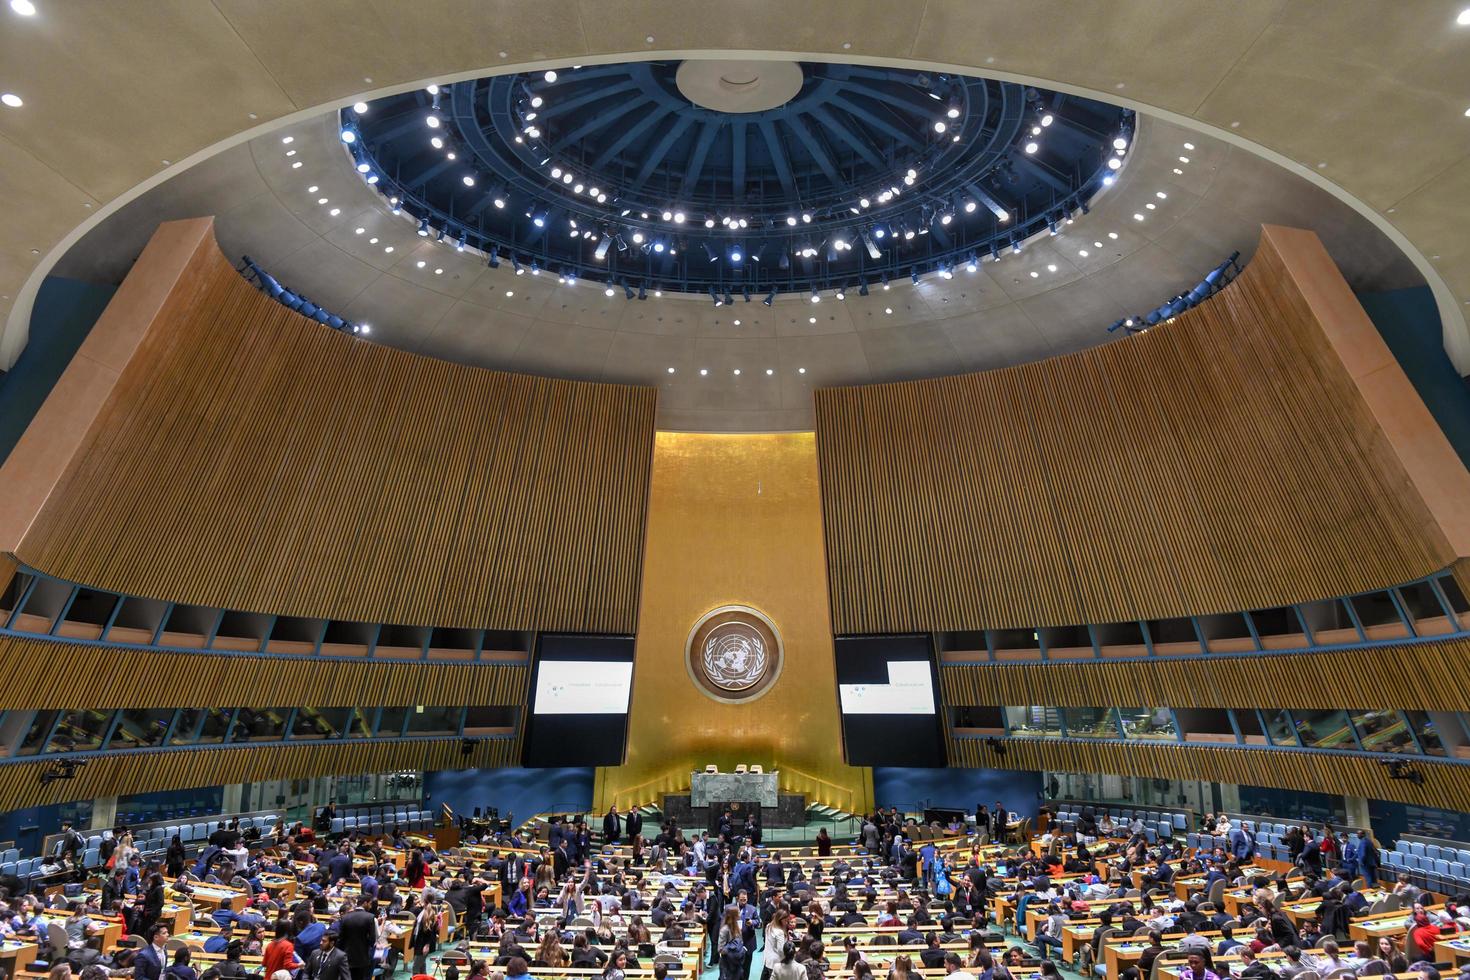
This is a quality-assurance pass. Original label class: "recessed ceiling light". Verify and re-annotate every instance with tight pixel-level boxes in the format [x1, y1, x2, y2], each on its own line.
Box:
[369, 237, 378, 244]
[1183, 142, 1195, 150]
[1458, 7, 1470, 24]
[1108, 232, 1119, 239]
[1179, 156, 1190, 164]
[733, 319, 741, 326]
[353, 101, 368, 113]
[506, 290, 515, 298]
[1029, 271, 1039, 278]
[417, 260, 426, 268]
[10, 1, 37, 16]
[308, 185, 318, 192]
[384, 246, 394, 253]
[1, 93, 23, 108]
[733, 368, 741, 376]
[1046, 264, 1057, 272]
[1156, 191, 1168, 199]
[317, 197, 328, 204]
[1133, 213, 1145, 221]
[667, 367, 675, 374]
[434, 268, 443, 275]
[1024, 142, 1038, 154]
[1146, 203, 1156, 210]
[291, 161, 302, 169]
[1173, 168, 1183, 175]
[809, 316, 817, 324]
[798, 368, 806, 374]
[884, 307, 893, 315]
[355, 227, 365, 235]
[286, 150, 297, 157]
[1078, 249, 1089, 257]
[281, 136, 294, 144]
[699, 368, 708, 376]
[544, 70, 558, 83]
[329, 208, 340, 216]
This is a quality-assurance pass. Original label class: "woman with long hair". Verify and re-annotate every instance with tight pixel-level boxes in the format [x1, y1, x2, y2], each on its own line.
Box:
[888, 954, 914, 980]
[763, 909, 790, 980]
[410, 901, 441, 976]
[535, 931, 569, 968]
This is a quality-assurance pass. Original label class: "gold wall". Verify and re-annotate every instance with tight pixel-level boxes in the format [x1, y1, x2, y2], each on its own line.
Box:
[596, 432, 871, 814]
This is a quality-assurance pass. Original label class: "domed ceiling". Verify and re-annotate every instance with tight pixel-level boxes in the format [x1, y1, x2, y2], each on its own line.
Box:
[344, 61, 1130, 297]
[50, 59, 1421, 432]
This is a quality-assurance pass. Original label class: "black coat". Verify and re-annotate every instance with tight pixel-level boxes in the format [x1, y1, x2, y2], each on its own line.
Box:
[335, 909, 378, 969]
[305, 946, 351, 980]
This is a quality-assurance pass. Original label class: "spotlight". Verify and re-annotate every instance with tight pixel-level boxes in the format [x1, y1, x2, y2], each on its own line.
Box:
[730, 246, 743, 263]
[858, 281, 869, 297]
[594, 236, 612, 261]
[723, 288, 735, 307]
[637, 284, 647, 301]
[964, 200, 977, 213]
[462, 174, 475, 186]
[910, 267, 920, 284]
[1041, 113, 1054, 127]
[531, 211, 548, 228]
[810, 289, 821, 304]
[802, 212, 812, 224]
[933, 120, 946, 134]
[340, 128, 357, 144]
[1107, 157, 1122, 170]
[604, 282, 615, 297]
[487, 246, 500, 268]
[1025, 141, 1038, 154]
[544, 70, 558, 83]
[711, 286, 722, 307]
[511, 255, 524, 275]
[834, 286, 846, 300]
[1113, 137, 1128, 151]
[426, 113, 441, 129]
[530, 260, 541, 276]
[623, 282, 635, 300]
[861, 230, 882, 260]
[416, 218, 430, 236]
[787, 216, 798, 226]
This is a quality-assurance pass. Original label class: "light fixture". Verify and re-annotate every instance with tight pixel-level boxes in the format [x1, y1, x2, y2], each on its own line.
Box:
[1156, 191, 1168, 199]
[762, 288, 777, 306]
[798, 368, 806, 374]
[1179, 155, 1191, 164]
[544, 70, 558, 83]
[1113, 137, 1128, 151]
[426, 114, 440, 128]
[802, 212, 812, 224]
[733, 368, 741, 376]
[1107, 157, 1122, 170]
[667, 367, 675, 374]
[934, 120, 947, 134]
[1041, 113, 1054, 127]
[711, 286, 722, 307]
[835, 287, 846, 300]
[700, 369, 708, 376]
[426, 84, 439, 95]
[281, 136, 294, 144]
[355, 162, 370, 173]
[730, 247, 743, 263]
[1024, 142, 1038, 154]
[810, 289, 821, 304]
[604, 284, 615, 297]
[353, 101, 369, 114]
[10, 0, 37, 14]
[339, 128, 356, 144]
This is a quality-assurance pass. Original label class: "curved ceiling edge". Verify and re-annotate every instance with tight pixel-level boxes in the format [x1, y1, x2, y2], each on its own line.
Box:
[6, 50, 1463, 375]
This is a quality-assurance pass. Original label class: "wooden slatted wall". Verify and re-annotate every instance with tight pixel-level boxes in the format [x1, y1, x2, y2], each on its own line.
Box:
[949, 736, 1470, 810]
[939, 638, 1470, 711]
[0, 637, 528, 710]
[815, 232, 1450, 634]
[0, 737, 519, 811]
[14, 247, 656, 632]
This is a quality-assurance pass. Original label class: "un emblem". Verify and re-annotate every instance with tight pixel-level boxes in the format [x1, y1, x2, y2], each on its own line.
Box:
[685, 605, 783, 703]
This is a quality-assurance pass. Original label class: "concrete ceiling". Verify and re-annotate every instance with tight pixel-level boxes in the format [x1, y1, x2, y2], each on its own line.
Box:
[50, 103, 1420, 430]
[3, 2, 1467, 412]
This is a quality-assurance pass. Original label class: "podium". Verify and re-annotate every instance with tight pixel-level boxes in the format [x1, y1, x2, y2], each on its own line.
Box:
[691, 769, 779, 807]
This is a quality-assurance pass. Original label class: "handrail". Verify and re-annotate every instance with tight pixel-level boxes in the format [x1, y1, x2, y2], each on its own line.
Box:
[1107, 251, 1241, 333]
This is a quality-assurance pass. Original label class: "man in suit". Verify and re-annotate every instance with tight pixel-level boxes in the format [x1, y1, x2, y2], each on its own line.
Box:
[305, 930, 351, 980]
[625, 808, 643, 841]
[134, 924, 171, 980]
[335, 897, 378, 980]
[502, 851, 529, 890]
[603, 807, 622, 845]
[764, 852, 785, 888]
[1352, 831, 1380, 885]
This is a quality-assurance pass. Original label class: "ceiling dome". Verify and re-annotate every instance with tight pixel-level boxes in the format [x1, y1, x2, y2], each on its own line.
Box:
[344, 60, 1131, 297]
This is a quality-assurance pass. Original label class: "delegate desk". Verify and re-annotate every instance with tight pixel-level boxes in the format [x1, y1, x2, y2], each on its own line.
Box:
[1437, 937, 1470, 969]
[690, 770, 779, 808]
[1349, 904, 1445, 942]
[0, 941, 38, 977]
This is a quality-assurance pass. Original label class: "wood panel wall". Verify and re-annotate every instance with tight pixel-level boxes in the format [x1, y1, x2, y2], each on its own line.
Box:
[0, 737, 519, 811]
[0, 637, 528, 710]
[12, 227, 656, 632]
[949, 736, 1470, 811]
[940, 637, 1470, 711]
[815, 229, 1452, 633]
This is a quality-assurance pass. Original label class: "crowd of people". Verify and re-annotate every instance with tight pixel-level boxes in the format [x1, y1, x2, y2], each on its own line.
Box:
[1, 804, 1467, 980]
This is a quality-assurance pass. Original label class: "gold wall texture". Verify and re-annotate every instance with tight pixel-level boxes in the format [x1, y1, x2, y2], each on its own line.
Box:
[596, 432, 872, 814]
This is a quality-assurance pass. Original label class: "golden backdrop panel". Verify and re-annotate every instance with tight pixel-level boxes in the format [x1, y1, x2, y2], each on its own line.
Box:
[598, 432, 871, 814]
[939, 638, 1470, 712]
[815, 228, 1452, 634]
[949, 736, 1470, 811]
[11, 224, 656, 633]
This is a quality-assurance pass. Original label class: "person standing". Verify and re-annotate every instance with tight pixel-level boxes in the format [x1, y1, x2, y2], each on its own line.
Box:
[335, 897, 378, 980]
[304, 931, 350, 980]
[603, 807, 622, 845]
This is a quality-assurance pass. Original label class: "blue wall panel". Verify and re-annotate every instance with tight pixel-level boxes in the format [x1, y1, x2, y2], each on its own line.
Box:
[423, 767, 595, 826]
[0, 276, 117, 466]
[1357, 286, 1470, 470]
[872, 766, 1041, 820]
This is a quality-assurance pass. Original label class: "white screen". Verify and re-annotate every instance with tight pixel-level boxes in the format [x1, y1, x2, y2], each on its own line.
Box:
[838, 660, 936, 715]
[533, 661, 633, 715]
